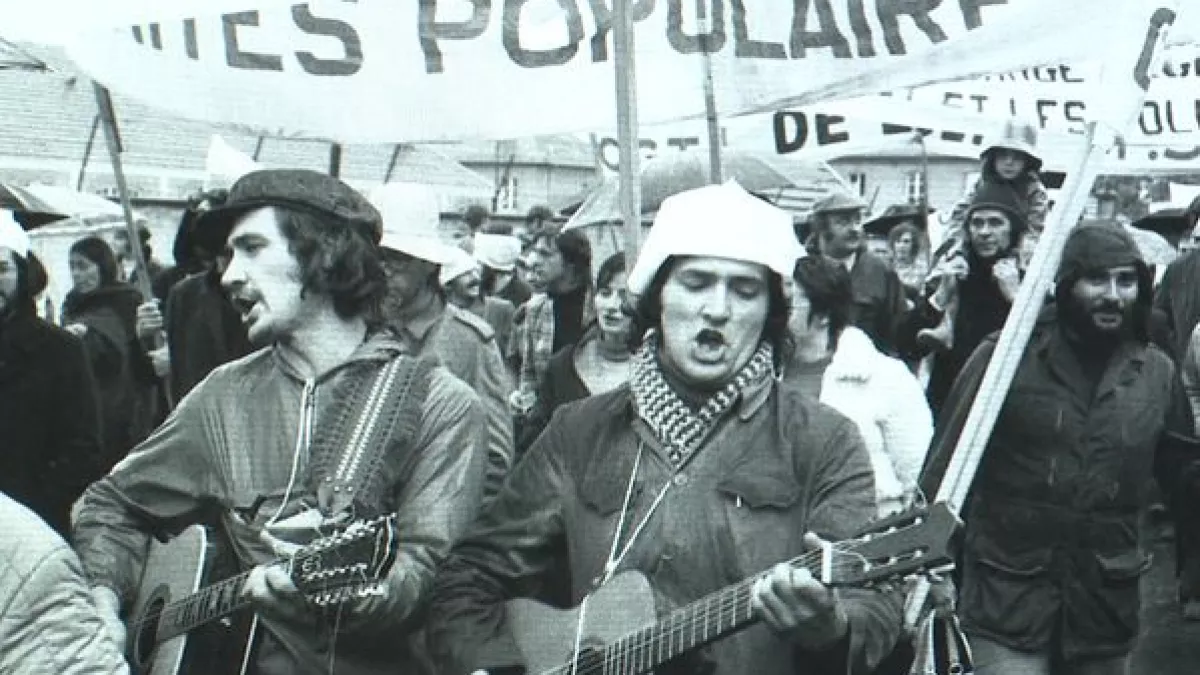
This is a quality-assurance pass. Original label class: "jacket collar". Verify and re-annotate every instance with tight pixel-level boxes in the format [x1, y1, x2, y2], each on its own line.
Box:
[271, 331, 405, 384]
[1034, 308, 1147, 401]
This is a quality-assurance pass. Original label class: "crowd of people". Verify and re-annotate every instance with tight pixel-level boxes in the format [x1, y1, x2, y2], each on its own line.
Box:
[2, 124, 1200, 675]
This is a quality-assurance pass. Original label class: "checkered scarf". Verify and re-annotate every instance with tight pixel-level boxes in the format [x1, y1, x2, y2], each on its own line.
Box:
[630, 329, 774, 467]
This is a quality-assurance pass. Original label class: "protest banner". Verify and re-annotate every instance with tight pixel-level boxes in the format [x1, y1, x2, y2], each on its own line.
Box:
[63, 0, 1184, 143]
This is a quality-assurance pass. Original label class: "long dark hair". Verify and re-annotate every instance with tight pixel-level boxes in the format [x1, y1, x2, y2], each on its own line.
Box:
[3, 250, 48, 317]
[275, 208, 385, 322]
[69, 236, 121, 288]
[627, 256, 793, 367]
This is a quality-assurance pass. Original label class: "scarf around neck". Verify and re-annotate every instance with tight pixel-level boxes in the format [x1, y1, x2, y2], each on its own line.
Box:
[630, 329, 773, 467]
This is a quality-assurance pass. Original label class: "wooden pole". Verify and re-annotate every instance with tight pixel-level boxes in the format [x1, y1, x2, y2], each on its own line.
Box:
[613, 0, 642, 262]
[696, 0, 722, 184]
[329, 143, 343, 177]
[76, 114, 100, 192]
[92, 82, 174, 409]
[904, 123, 1107, 628]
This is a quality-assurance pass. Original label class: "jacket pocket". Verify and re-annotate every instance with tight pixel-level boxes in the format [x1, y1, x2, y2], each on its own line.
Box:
[716, 473, 803, 577]
[959, 528, 1056, 645]
[1071, 550, 1150, 648]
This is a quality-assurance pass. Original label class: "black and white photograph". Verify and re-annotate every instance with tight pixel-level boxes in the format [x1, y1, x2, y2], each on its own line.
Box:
[0, 1, 1199, 673]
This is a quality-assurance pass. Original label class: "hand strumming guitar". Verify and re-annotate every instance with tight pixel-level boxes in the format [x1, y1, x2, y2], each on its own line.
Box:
[750, 533, 850, 651]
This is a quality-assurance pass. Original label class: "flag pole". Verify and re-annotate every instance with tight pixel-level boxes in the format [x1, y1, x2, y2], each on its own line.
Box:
[696, 0, 722, 184]
[92, 82, 174, 409]
[613, 0, 642, 262]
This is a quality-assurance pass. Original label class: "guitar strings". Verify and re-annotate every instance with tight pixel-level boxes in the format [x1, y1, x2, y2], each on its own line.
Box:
[546, 538, 891, 675]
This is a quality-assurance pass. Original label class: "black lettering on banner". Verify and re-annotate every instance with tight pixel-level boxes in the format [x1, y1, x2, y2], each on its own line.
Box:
[132, 25, 144, 44]
[1034, 99, 1057, 127]
[848, 0, 876, 57]
[876, 0, 947, 55]
[943, 92, 962, 106]
[667, 136, 702, 150]
[1141, 101, 1163, 135]
[774, 112, 808, 153]
[968, 93, 987, 112]
[1059, 65, 1084, 83]
[586, 0, 655, 62]
[504, 0, 585, 67]
[667, 0, 726, 54]
[1133, 7, 1176, 91]
[419, 0, 491, 74]
[598, 136, 620, 170]
[1064, 100, 1086, 124]
[957, 0, 1006, 30]
[790, 0, 850, 58]
[732, 0, 785, 58]
[1164, 146, 1200, 160]
[1166, 100, 1197, 133]
[149, 23, 163, 49]
[293, 5, 363, 75]
[817, 114, 849, 144]
[882, 122, 933, 137]
[184, 19, 199, 59]
[223, 11, 284, 71]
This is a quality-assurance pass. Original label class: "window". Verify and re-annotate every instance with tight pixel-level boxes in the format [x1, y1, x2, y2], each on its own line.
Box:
[847, 171, 867, 197]
[905, 170, 926, 204]
[496, 175, 519, 213]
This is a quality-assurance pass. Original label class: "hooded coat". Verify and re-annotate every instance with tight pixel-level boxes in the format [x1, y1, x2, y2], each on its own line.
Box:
[920, 223, 1195, 662]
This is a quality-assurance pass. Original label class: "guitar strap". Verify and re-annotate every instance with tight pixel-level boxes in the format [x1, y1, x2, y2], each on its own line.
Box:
[308, 354, 435, 517]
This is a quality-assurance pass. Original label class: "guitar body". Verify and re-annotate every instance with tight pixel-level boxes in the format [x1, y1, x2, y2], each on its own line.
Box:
[127, 525, 255, 675]
[506, 571, 657, 675]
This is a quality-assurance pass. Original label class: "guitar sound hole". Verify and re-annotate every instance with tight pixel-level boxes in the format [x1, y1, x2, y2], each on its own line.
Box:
[133, 597, 165, 667]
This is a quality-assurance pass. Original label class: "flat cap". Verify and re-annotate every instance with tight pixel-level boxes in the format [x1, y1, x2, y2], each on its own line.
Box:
[810, 192, 867, 216]
[196, 169, 382, 246]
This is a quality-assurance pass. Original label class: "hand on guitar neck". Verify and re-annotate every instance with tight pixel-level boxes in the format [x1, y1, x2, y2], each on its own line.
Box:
[750, 532, 850, 650]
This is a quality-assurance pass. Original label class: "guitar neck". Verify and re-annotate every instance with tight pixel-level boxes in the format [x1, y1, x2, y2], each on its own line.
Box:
[596, 557, 822, 674]
[155, 570, 256, 643]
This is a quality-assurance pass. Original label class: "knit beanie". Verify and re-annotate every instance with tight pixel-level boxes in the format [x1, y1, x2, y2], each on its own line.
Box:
[963, 182, 1029, 255]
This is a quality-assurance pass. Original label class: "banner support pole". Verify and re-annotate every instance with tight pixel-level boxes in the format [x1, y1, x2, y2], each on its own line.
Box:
[613, 0, 642, 263]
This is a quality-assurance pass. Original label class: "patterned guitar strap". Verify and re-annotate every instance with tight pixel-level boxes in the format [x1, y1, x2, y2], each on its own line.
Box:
[308, 353, 435, 517]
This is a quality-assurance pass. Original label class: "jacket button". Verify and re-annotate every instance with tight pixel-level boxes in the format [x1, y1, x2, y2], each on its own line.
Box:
[673, 473, 689, 486]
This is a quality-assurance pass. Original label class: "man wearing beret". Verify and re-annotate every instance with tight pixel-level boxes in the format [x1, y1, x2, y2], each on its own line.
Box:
[427, 181, 903, 675]
[922, 222, 1200, 674]
[73, 169, 486, 674]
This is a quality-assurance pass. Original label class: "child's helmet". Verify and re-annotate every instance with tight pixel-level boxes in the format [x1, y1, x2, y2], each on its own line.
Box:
[982, 120, 1043, 173]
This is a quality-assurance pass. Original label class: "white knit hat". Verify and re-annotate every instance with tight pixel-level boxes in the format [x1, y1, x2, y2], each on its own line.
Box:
[627, 181, 804, 296]
[369, 183, 457, 265]
[474, 233, 522, 272]
[0, 210, 30, 257]
[439, 247, 479, 286]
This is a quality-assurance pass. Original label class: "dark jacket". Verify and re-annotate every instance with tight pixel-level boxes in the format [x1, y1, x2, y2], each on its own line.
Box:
[920, 308, 1190, 661]
[1154, 250, 1200, 363]
[899, 252, 1014, 419]
[62, 284, 156, 466]
[516, 338, 592, 453]
[846, 252, 909, 356]
[163, 271, 252, 401]
[427, 374, 905, 675]
[0, 312, 105, 536]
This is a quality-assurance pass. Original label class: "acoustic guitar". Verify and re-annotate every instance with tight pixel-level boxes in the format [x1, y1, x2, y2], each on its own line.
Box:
[505, 503, 960, 675]
[126, 515, 399, 675]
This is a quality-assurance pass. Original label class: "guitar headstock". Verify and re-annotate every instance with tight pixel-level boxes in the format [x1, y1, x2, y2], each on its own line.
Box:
[826, 502, 961, 589]
[289, 515, 400, 606]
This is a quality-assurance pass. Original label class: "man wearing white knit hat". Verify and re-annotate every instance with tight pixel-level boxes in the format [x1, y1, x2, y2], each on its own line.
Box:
[371, 183, 516, 504]
[428, 181, 903, 675]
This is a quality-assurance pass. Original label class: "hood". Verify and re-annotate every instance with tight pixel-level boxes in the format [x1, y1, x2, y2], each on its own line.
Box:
[961, 181, 1029, 259]
[826, 326, 884, 383]
[1053, 221, 1153, 341]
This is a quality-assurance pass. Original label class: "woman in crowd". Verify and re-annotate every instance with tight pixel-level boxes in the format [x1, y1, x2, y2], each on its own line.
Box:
[518, 252, 631, 451]
[781, 256, 933, 516]
[61, 236, 155, 469]
[889, 221, 929, 304]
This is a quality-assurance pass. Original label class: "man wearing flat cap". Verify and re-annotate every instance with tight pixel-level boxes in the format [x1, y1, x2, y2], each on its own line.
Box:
[73, 169, 486, 674]
[371, 183, 516, 505]
[808, 192, 908, 356]
[427, 181, 904, 675]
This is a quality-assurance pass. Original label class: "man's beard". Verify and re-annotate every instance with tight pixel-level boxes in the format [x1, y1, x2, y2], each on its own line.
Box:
[1060, 293, 1135, 351]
